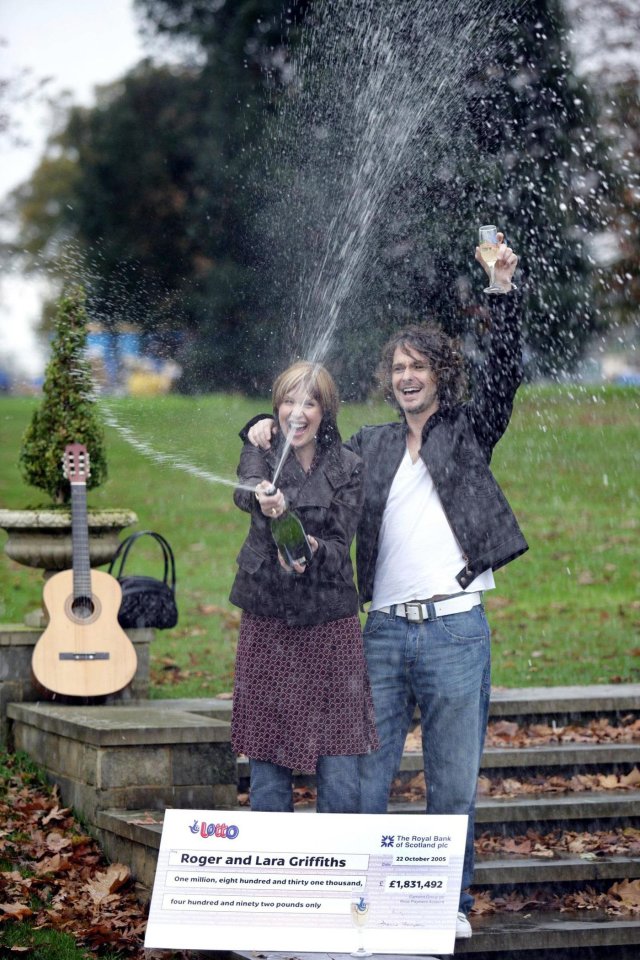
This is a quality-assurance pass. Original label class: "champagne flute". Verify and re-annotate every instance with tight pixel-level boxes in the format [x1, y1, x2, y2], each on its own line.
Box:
[478, 224, 504, 295]
[350, 897, 372, 957]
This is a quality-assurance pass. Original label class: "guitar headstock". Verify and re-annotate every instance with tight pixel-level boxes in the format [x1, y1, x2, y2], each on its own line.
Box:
[63, 444, 91, 485]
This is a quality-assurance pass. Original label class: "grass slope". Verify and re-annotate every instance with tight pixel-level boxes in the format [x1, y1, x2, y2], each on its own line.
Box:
[0, 385, 638, 694]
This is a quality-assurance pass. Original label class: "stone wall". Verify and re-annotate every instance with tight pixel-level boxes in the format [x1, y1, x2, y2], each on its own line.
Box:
[8, 702, 237, 826]
[0, 623, 152, 745]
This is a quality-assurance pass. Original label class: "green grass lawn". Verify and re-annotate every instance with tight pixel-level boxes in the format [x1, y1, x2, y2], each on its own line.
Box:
[1, 385, 638, 694]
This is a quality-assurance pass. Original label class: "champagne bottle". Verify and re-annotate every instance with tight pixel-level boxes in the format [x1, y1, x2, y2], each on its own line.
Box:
[265, 486, 313, 567]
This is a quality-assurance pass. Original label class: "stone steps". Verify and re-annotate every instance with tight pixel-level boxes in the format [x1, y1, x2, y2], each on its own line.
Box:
[230, 915, 640, 960]
[6, 700, 237, 893]
[149, 683, 640, 721]
[451, 913, 640, 959]
[238, 741, 640, 780]
[473, 854, 640, 885]
[407, 741, 640, 771]
[6, 684, 640, 957]
[391, 788, 640, 825]
[392, 686, 640, 956]
[233, 685, 640, 956]
[95, 803, 640, 894]
[96, 808, 164, 893]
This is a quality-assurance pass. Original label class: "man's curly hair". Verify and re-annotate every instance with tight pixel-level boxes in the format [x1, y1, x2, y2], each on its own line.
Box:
[378, 323, 468, 412]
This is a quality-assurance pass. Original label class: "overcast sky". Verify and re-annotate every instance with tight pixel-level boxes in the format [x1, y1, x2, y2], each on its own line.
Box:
[1, 0, 146, 377]
[0, 1, 637, 380]
[2, 0, 145, 197]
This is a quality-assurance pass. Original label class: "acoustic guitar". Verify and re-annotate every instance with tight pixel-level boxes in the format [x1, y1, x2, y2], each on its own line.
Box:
[31, 443, 138, 697]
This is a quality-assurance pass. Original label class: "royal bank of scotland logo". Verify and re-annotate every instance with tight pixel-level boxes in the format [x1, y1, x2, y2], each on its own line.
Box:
[381, 835, 395, 848]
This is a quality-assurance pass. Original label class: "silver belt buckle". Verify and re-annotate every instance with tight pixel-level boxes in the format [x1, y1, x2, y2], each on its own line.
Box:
[405, 602, 424, 623]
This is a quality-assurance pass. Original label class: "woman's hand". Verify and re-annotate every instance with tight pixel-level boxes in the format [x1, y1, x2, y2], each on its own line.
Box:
[248, 419, 276, 449]
[254, 480, 285, 518]
[277, 535, 318, 575]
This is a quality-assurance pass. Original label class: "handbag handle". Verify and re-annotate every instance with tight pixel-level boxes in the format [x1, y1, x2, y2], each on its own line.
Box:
[108, 530, 176, 591]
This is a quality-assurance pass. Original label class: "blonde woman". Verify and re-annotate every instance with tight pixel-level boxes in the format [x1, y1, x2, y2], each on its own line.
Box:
[230, 361, 378, 812]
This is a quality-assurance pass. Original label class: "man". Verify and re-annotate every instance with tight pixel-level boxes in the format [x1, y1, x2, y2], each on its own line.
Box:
[245, 236, 527, 944]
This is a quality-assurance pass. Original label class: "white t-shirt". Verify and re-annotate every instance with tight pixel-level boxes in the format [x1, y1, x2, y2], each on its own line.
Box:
[371, 448, 495, 609]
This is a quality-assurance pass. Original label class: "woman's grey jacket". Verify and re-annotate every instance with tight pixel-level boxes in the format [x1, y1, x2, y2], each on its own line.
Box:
[229, 436, 363, 626]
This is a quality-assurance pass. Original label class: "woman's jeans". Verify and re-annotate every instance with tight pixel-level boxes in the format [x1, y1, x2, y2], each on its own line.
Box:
[250, 755, 360, 813]
[358, 605, 491, 916]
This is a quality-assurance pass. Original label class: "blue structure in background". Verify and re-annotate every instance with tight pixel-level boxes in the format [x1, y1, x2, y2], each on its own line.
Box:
[87, 325, 142, 391]
[86, 325, 182, 394]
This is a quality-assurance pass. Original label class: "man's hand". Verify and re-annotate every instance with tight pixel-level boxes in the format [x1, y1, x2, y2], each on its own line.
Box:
[475, 231, 519, 292]
[248, 418, 276, 449]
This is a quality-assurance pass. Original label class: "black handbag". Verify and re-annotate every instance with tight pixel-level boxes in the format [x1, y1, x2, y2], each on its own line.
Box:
[108, 530, 178, 629]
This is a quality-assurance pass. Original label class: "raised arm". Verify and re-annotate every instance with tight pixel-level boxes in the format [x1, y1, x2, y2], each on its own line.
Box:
[468, 234, 523, 457]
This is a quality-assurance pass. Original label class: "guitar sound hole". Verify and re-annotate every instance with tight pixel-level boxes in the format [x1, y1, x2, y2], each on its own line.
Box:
[72, 596, 95, 620]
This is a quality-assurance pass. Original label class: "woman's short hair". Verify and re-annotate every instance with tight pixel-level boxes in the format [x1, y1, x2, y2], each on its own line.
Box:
[378, 323, 468, 411]
[272, 361, 340, 447]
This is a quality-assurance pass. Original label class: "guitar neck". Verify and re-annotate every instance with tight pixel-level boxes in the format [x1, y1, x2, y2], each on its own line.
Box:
[71, 482, 91, 599]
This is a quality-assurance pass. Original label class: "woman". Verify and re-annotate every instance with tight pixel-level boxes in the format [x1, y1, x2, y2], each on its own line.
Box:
[230, 360, 378, 813]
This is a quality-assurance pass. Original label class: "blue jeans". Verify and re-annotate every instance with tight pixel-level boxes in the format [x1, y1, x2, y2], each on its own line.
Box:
[250, 755, 361, 812]
[358, 605, 491, 915]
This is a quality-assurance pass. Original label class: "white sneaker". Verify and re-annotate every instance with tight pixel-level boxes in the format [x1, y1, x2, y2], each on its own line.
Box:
[456, 911, 472, 938]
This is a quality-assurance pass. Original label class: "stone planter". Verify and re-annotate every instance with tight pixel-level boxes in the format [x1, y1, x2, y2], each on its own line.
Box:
[0, 508, 138, 575]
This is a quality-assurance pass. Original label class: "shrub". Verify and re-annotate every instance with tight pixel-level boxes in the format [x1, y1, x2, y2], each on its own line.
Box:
[19, 285, 107, 503]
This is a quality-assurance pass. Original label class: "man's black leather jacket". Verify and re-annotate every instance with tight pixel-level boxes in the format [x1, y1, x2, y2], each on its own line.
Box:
[346, 294, 528, 605]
